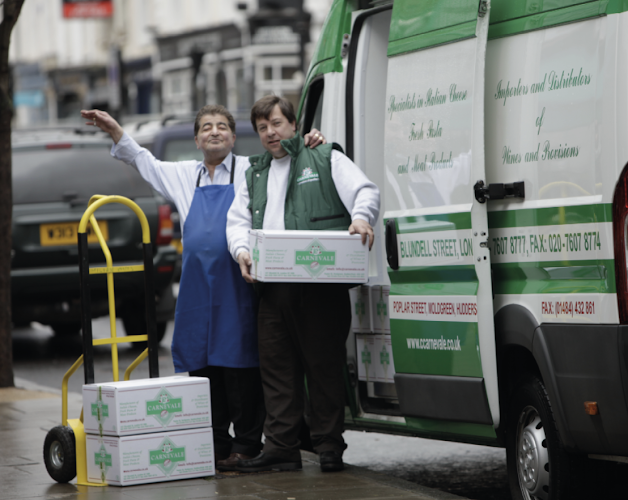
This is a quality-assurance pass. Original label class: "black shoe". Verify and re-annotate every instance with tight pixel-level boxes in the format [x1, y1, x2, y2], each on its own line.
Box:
[319, 450, 344, 472]
[236, 452, 302, 472]
[217, 452, 255, 472]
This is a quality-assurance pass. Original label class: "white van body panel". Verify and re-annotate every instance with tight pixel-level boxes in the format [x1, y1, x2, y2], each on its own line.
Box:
[321, 71, 347, 149]
[384, 9, 499, 427]
[484, 14, 621, 326]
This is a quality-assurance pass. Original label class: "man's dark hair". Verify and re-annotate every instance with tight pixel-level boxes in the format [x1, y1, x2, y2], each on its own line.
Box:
[194, 104, 236, 136]
[250, 95, 296, 133]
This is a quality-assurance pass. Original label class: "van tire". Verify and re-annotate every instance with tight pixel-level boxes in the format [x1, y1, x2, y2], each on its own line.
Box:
[506, 375, 574, 500]
[43, 426, 76, 483]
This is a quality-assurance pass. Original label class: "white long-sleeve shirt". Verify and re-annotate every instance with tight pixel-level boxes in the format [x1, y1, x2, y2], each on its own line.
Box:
[111, 132, 250, 237]
[227, 150, 380, 261]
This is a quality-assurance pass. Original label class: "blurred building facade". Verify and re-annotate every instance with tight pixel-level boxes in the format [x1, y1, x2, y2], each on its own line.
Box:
[9, 0, 333, 128]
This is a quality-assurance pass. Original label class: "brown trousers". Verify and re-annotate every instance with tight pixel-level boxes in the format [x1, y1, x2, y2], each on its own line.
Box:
[257, 283, 351, 460]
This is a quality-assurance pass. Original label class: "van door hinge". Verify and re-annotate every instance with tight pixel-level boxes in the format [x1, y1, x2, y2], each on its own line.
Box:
[478, 0, 488, 17]
[474, 180, 525, 203]
[341, 33, 351, 58]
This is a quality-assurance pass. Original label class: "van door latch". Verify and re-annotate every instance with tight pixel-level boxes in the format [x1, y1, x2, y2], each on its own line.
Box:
[474, 180, 525, 203]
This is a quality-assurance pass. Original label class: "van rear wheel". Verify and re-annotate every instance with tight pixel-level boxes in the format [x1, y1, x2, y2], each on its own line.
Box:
[506, 375, 573, 500]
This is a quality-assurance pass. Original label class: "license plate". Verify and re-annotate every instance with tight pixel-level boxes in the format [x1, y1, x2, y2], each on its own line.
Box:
[40, 221, 109, 247]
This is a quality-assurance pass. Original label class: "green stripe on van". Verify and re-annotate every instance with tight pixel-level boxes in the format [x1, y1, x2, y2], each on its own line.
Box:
[388, 22, 476, 57]
[492, 259, 616, 294]
[389, 0, 479, 42]
[488, 204, 612, 228]
[490, 0, 602, 24]
[389, 265, 478, 295]
[391, 212, 472, 234]
[402, 417, 498, 443]
[391, 319, 483, 377]
[387, 0, 478, 56]
[488, 1, 608, 40]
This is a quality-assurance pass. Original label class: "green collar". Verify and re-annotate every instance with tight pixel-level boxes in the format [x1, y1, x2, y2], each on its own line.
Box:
[250, 133, 304, 171]
[279, 132, 304, 158]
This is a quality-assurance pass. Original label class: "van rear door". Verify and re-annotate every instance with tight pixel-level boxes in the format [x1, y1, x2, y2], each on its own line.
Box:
[384, 0, 500, 431]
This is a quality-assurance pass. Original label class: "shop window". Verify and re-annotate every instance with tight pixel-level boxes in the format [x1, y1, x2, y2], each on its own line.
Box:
[281, 67, 299, 80]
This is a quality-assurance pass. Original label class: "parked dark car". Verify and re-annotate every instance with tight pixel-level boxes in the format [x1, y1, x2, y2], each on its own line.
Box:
[11, 128, 179, 343]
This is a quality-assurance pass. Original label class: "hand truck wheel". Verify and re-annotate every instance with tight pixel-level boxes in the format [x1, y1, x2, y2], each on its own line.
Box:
[43, 425, 77, 483]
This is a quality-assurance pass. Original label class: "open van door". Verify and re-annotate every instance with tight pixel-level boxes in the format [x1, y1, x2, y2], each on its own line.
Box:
[384, 0, 500, 432]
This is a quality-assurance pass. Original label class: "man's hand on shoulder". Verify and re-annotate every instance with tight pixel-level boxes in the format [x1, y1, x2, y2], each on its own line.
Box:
[349, 219, 374, 250]
[80, 109, 124, 144]
[303, 128, 327, 148]
[237, 251, 258, 283]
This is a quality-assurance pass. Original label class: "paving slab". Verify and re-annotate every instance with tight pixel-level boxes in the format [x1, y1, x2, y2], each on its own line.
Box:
[0, 379, 469, 500]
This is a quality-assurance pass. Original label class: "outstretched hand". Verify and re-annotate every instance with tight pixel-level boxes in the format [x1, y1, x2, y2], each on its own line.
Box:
[304, 128, 327, 148]
[80, 109, 124, 144]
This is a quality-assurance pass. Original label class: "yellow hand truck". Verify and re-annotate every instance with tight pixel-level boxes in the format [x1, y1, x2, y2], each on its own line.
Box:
[42, 195, 162, 485]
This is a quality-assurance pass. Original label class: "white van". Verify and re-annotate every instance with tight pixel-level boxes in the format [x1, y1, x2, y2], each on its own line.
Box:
[299, 0, 628, 498]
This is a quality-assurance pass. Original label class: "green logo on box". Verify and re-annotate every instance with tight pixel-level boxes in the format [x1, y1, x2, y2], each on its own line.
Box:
[149, 437, 186, 476]
[146, 388, 182, 427]
[380, 344, 390, 379]
[95, 444, 112, 467]
[295, 239, 335, 277]
[361, 343, 372, 382]
[91, 400, 109, 418]
[377, 287, 388, 322]
[355, 298, 366, 325]
[95, 443, 112, 481]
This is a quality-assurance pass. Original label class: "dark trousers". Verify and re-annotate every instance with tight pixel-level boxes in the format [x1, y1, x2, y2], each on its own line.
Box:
[189, 365, 265, 458]
[257, 283, 351, 461]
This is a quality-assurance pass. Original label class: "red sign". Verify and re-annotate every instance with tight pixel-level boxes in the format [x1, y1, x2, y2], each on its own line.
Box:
[63, 0, 113, 18]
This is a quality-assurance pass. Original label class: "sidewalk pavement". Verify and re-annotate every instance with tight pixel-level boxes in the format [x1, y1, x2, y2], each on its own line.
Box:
[1, 378, 469, 500]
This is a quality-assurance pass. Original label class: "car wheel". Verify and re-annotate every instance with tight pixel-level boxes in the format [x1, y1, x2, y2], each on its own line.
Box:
[122, 314, 167, 345]
[506, 375, 575, 500]
[43, 426, 76, 483]
[50, 322, 82, 336]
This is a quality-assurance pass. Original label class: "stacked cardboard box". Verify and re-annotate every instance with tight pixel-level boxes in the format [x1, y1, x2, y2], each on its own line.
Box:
[82, 376, 215, 486]
[350, 285, 396, 384]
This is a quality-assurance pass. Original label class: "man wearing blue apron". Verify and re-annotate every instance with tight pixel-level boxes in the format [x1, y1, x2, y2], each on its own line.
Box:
[80, 106, 325, 470]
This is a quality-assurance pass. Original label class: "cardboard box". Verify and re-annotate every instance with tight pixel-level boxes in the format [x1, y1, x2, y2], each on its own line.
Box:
[83, 376, 210, 436]
[374, 335, 396, 383]
[249, 230, 369, 283]
[371, 285, 391, 334]
[85, 428, 215, 486]
[356, 335, 377, 382]
[349, 286, 372, 333]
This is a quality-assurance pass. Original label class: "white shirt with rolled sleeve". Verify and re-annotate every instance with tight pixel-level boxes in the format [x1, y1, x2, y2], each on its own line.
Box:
[226, 150, 380, 261]
[110, 132, 250, 239]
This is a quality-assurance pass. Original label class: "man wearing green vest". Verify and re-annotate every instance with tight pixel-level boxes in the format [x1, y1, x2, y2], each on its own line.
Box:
[226, 95, 380, 473]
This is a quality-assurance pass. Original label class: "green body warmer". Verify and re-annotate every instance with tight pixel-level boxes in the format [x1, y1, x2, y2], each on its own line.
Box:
[245, 134, 351, 231]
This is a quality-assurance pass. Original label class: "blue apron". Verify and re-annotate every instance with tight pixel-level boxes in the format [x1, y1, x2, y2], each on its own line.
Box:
[171, 158, 259, 372]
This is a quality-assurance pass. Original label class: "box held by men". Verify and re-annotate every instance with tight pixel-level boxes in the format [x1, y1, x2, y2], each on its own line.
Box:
[85, 427, 214, 486]
[249, 230, 369, 283]
[83, 376, 210, 436]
